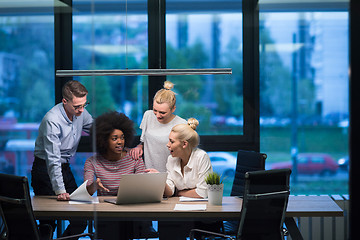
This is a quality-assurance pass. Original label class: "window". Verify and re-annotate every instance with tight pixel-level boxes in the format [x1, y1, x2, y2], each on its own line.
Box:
[72, 1, 148, 127]
[311, 157, 325, 164]
[166, 10, 243, 136]
[0, 0, 350, 198]
[62, 0, 259, 153]
[0, 4, 54, 178]
[259, 1, 349, 195]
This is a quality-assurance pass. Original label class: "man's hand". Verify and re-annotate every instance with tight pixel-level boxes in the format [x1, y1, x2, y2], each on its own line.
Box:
[57, 192, 70, 201]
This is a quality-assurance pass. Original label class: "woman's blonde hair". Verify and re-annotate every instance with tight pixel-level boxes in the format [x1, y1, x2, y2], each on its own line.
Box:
[153, 81, 177, 109]
[171, 118, 200, 149]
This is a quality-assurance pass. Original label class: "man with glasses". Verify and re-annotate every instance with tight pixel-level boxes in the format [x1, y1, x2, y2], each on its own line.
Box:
[31, 80, 93, 237]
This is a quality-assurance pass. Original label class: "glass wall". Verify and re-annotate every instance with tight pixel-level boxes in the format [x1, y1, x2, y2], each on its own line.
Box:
[166, 7, 243, 136]
[165, 1, 243, 195]
[0, 0, 349, 202]
[0, 4, 54, 179]
[259, 3, 349, 195]
[73, 1, 148, 123]
[70, 1, 149, 185]
[0, 0, 350, 238]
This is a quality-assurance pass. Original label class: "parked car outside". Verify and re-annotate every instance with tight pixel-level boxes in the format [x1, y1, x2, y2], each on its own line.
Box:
[271, 153, 338, 175]
[337, 155, 349, 171]
[208, 152, 237, 178]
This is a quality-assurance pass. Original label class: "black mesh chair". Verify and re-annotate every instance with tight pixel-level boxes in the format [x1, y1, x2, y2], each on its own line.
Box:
[231, 150, 267, 197]
[0, 207, 7, 239]
[222, 150, 267, 234]
[190, 169, 291, 240]
[0, 173, 93, 240]
[192, 150, 267, 239]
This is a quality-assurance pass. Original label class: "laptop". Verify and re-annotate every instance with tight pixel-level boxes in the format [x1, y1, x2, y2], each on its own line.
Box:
[104, 172, 168, 205]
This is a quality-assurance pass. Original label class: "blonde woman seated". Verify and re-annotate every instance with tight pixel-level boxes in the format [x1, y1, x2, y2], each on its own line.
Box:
[146, 118, 212, 199]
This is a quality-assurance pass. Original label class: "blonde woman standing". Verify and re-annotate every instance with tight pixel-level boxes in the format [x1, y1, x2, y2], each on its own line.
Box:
[130, 81, 186, 172]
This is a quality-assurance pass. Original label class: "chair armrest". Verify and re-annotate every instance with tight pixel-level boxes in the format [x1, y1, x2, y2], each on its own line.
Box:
[247, 190, 289, 200]
[56, 233, 93, 240]
[189, 228, 235, 240]
[38, 224, 53, 239]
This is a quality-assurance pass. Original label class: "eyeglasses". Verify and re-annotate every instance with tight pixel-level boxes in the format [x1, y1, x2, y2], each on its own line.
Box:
[73, 102, 90, 110]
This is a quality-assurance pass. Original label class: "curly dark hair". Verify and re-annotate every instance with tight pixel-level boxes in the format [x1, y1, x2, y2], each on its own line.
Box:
[92, 111, 135, 156]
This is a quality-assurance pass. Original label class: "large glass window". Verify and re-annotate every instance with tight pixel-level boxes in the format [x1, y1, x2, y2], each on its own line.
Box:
[165, 2, 244, 195]
[166, 7, 243, 136]
[259, 4, 349, 195]
[0, 6, 54, 179]
[69, 1, 149, 186]
[0, 0, 350, 199]
[72, 1, 148, 126]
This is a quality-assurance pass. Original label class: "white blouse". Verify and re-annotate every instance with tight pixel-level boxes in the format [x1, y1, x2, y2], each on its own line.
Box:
[165, 148, 213, 198]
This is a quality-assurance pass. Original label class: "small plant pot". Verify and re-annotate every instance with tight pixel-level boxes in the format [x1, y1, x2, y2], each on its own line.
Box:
[207, 184, 224, 205]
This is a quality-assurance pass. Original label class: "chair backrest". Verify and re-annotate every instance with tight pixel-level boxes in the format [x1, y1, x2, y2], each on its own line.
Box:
[0, 173, 41, 240]
[237, 169, 291, 240]
[0, 207, 7, 239]
[231, 150, 267, 196]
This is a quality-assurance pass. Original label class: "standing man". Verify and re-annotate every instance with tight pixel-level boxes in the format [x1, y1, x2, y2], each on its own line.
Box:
[31, 80, 93, 236]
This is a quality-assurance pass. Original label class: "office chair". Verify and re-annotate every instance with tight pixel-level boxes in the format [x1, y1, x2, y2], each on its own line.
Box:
[191, 150, 267, 239]
[0, 173, 93, 240]
[190, 169, 291, 240]
[221, 150, 267, 235]
[231, 150, 267, 197]
[129, 221, 159, 239]
[0, 208, 6, 239]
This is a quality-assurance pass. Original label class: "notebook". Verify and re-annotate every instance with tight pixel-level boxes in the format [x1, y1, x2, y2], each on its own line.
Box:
[104, 172, 168, 204]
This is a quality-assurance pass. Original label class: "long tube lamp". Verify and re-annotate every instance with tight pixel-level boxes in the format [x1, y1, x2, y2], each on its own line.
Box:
[56, 68, 232, 77]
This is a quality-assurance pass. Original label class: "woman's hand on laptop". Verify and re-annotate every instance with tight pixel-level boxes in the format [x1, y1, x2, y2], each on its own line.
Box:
[145, 168, 159, 173]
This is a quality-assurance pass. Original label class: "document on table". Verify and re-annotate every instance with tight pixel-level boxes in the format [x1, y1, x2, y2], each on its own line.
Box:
[69, 180, 99, 204]
[69, 197, 99, 204]
[179, 196, 208, 202]
[174, 204, 207, 211]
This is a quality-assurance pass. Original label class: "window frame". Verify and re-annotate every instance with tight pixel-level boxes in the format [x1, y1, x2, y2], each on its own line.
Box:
[55, 0, 260, 152]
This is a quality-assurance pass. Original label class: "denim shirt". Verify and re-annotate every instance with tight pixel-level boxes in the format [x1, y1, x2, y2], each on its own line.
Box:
[34, 103, 93, 194]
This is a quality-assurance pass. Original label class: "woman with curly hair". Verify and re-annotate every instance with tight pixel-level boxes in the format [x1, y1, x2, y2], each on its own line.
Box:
[84, 111, 145, 196]
[83, 111, 148, 239]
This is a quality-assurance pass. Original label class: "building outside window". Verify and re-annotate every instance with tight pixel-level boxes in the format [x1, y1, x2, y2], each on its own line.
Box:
[259, 7, 349, 195]
[0, 0, 349, 198]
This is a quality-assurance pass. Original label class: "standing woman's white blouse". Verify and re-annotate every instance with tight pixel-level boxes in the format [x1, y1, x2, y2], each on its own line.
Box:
[165, 148, 213, 198]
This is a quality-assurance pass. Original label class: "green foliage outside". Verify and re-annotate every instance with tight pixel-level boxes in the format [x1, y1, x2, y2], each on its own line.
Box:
[261, 126, 348, 156]
[0, 14, 349, 197]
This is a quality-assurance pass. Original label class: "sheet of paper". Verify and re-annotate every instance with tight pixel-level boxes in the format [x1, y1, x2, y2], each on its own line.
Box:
[174, 204, 207, 211]
[69, 197, 99, 204]
[69, 180, 97, 203]
[179, 196, 208, 202]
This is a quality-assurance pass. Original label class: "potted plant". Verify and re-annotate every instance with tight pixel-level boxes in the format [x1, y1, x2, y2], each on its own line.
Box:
[205, 172, 224, 205]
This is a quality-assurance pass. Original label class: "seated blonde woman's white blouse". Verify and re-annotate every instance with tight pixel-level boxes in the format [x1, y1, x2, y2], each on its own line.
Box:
[165, 148, 213, 198]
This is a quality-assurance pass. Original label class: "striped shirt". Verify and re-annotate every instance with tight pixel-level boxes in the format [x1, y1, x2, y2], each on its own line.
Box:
[84, 152, 145, 196]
